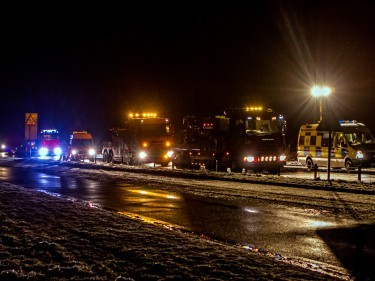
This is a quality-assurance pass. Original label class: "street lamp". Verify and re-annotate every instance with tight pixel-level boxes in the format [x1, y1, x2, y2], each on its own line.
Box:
[312, 85, 334, 181]
[311, 86, 331, 121]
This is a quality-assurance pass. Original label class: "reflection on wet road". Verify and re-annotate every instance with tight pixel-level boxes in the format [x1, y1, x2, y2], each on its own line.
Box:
[0, 166, 365, 275]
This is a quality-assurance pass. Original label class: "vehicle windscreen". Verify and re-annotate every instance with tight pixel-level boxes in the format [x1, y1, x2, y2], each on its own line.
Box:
[72, 139, 93, 147]
[344, 131, 375, 144]
[245, 118, 284, 135]
[41, 133, 58, 140]
[138, 124, 169, 138]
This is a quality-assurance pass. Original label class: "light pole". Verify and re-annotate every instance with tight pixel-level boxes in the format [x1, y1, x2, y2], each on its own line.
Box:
[311, 85, 333, 181]
[311, 86, 331, 121]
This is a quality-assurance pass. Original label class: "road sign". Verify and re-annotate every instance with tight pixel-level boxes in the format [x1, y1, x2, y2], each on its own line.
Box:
[25, 113, 37, 125]
[25, 113, 38, 141]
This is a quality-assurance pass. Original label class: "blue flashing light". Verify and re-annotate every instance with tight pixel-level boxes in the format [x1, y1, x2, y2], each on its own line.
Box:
[41, 129, 59, 134]
[339, 120, 357, 124]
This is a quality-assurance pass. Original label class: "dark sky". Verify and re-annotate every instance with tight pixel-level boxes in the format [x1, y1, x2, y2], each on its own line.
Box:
[1, 1, 374, 147]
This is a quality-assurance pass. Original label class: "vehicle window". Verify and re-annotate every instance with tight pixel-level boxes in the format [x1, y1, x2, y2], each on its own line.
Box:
[310, 136, 316, 146]
[245, 119, 283, 135]
[345, 132, 375, 144]
[321, 133, 330, 147]
[72, 139, 93, 147]
[298, 136, 305, 146]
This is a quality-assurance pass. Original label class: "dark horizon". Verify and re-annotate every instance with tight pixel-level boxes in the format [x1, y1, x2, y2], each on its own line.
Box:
[1, 1, 374, 147]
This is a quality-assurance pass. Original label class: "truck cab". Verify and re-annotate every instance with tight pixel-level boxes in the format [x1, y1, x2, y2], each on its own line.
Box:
[172, 107, 287, 173]
[102, 113, 173, 166]
[68, 131, 96, 161]
[38, 129, 62, 157]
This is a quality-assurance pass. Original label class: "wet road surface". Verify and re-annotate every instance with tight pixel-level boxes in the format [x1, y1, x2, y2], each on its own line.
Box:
[1, 165, 371, 276]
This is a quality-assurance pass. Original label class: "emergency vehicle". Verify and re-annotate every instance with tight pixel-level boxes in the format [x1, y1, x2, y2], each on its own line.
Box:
[297, 120, 375, 171]
[172, 106, 287, 173]
[68, 131, 96, 161]
[38, 129, 62, 157]
[101, 113, 173, 166]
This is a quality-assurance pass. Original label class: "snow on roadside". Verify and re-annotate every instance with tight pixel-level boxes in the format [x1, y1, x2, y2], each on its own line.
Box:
[0, 181, 342, 280]
[0, 159, 355, 280]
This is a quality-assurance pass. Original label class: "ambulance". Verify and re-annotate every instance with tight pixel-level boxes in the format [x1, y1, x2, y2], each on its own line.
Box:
[297, 120, 375, 171]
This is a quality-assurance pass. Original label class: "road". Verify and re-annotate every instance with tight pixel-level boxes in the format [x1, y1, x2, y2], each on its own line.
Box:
[1, 158, 374, 279]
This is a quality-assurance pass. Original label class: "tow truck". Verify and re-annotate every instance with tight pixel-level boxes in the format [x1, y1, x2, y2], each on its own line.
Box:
[172, 107, 287, 173]
[101, 113, 174, 166]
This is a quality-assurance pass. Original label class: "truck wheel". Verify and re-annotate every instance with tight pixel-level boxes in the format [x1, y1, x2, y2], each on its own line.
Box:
[345, 159, 353, 173]
[306, 157, 314, 171]
[108, 152, 114, 163]
[161, 161, 169, 167]
[230, 161, 242, 173]
[103, 151, 108, 163]
[252, 168, 262, 174]
[268, 167, 281, 175]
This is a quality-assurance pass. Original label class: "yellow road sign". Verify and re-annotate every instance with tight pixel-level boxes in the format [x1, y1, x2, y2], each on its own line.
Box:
[25, 113, 38, 125]
[25, 113, 38, 140]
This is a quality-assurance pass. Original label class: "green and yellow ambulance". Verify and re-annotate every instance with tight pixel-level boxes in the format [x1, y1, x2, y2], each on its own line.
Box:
[297, 120, 375, 171]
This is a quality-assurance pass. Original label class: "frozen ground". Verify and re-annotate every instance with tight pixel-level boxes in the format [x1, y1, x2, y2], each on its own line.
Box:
[1, 158, 374, 280]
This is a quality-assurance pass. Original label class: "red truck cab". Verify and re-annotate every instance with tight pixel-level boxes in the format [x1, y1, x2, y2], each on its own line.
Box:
[38, 129, 62, 157]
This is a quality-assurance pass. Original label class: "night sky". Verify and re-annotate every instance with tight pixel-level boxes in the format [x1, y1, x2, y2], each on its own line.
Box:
[1, 1, 374, 147]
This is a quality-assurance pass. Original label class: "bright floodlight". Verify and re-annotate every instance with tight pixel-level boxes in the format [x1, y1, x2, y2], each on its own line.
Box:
[311, 86, 331, 97]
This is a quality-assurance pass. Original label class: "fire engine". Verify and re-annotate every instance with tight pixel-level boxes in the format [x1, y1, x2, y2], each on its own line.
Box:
[172, 107, 287, 173]
[101, 113, 174, 166]
[38, 129, 62, 157]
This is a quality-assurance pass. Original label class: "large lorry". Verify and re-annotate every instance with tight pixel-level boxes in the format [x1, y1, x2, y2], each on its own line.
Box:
[38, 129, 62, 157]
[297, 120, 375, 171]
[67, 131, 96, 161]
[101, 113, 174, 166]
[172, 106, 287, 173]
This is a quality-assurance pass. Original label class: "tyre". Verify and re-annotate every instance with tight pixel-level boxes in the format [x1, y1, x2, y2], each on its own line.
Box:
[268, 167, 281, 175]
[108, 152, 114, 163]
[306, 157, 314, 171]
[103, 151, 108, 163]
[345, 159, 353, 173]
[160, 161, 169, 167]
[230, 160, 242, 173]
[251, 168, 262, 174]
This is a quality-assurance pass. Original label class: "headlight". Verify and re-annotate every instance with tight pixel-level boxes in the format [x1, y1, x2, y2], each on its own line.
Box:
[39, 147, 48, 156]
[72, 149, 77, 155]
[139, 151, 147, 159]
[244, 156, 255, 162]
[88, 148, 95, 156]
[166, 150, 173, 158]
[356, 150, 364, 159]
[53, 147, 62, 156]
[279, 155, 287, 161]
